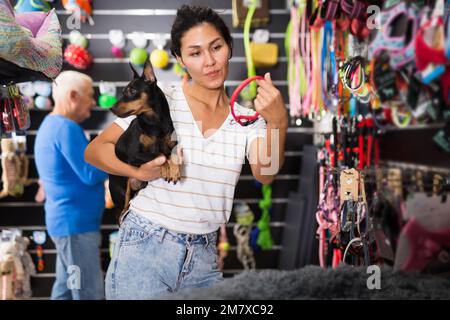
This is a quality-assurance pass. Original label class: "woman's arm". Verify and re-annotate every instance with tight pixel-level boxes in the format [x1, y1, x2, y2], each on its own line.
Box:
[248, 122, 288, 185]
[249, 73, 289, 184]
[84, 123, 166, 181]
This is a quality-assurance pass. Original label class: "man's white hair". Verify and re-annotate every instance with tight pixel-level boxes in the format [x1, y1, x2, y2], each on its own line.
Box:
[52, 71, 93, 102]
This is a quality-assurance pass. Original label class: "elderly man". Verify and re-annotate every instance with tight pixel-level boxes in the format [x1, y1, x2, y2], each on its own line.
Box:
[34, 71, 107, 300]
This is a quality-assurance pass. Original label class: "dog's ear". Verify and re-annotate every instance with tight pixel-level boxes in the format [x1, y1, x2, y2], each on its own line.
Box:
[142, 59, 156, 83]
[129, 63, 140, 79]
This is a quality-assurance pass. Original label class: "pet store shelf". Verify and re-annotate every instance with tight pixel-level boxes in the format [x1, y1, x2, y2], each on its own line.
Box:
[62, 32, 288, 40]
[5, 222, 286, 232]
[0, 202, 44, 207]
[381, 160, 450, 175]
[85, 80, 289, 87]
[88, 57, 288, 63]
[56, 9, 289, 16]
[32, 102, 296, 112]
[382, 123, 446, 131]
[3, 152, 304, 159]
[0, 198, 291, 208]
[29, 245, 283, 255]
[239, 175, 300, 181]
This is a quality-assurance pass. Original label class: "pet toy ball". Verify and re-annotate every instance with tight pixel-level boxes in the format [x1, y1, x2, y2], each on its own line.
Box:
[35, 96, 52, 110]
[109, 30, 126, 58]
[111, 46, 124, 58]
[69, 30, 88, 49]
[33, 81, 53, 110]
[98, 95, 117, 109]
[229, 76, 264, 126]
[150, 35, 169, 69]
[129, 48, 148, 66]
[33, 81, 52, 97]
[218, 240, 230, 252]
[98, 81, 117, 109]
[131, 31, 148, 49]
[150, 49, 169, 69]
[64, 44, 92, 69]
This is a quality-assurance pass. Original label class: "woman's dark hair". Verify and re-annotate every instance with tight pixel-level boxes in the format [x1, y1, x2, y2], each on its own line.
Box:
[170, 5, 233, 59]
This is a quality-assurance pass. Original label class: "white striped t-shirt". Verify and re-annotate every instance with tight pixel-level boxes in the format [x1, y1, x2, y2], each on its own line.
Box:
[114, 85, 266, 234]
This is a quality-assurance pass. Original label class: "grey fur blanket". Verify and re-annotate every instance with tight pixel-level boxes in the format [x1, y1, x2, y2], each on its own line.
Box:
[165, 265, 450, 300]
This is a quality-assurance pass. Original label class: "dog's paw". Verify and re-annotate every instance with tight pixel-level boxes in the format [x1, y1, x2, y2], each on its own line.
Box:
[168, 154, 181, 184]
[160, 161, 170, 181]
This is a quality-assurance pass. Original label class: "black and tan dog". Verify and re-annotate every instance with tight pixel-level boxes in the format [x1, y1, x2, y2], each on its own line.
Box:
[109, 60, 181, 217]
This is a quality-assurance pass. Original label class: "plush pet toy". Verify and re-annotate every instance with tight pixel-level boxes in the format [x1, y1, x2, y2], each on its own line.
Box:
[16, 82, 35, 109]
[233, 203, 256, 270]
[0, 239, 24, 300]
[0, 137, 30, 198]
[0, 257, 15, 299]
[0, 234, 36, 299]
[12, 236, 35, 298]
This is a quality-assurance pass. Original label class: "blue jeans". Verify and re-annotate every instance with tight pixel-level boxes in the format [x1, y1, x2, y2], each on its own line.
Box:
[105, 211, 223, 300]
[51, 231, 105, 300]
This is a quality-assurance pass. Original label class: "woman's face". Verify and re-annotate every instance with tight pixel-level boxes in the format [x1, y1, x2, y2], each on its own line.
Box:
[177, 22, 230, 90]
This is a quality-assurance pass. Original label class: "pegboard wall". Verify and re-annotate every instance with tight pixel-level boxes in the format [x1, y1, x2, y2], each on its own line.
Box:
[2, 0, 449, 299]
[0, 0, 314, 298]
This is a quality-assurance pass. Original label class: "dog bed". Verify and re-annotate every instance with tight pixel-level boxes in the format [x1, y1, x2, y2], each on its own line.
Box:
[0, 0, 62, 83]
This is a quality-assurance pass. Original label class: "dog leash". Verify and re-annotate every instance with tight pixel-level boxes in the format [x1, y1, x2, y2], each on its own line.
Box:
[300, 2, 313, 117]
[287, 1, 304, 117]
[242, 0, 258, 100]
[311, 24, 323, 116]
[316, 170, 340, 267]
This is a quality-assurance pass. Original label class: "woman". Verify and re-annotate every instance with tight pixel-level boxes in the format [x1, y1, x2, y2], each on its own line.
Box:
[85, 5, 288, 299]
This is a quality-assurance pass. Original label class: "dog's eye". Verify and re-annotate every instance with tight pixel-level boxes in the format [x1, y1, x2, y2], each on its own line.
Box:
[127, 88, 137, 96]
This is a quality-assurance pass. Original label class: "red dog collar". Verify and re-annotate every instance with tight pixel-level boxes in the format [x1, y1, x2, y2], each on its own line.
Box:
[230, 76, 264, 126]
